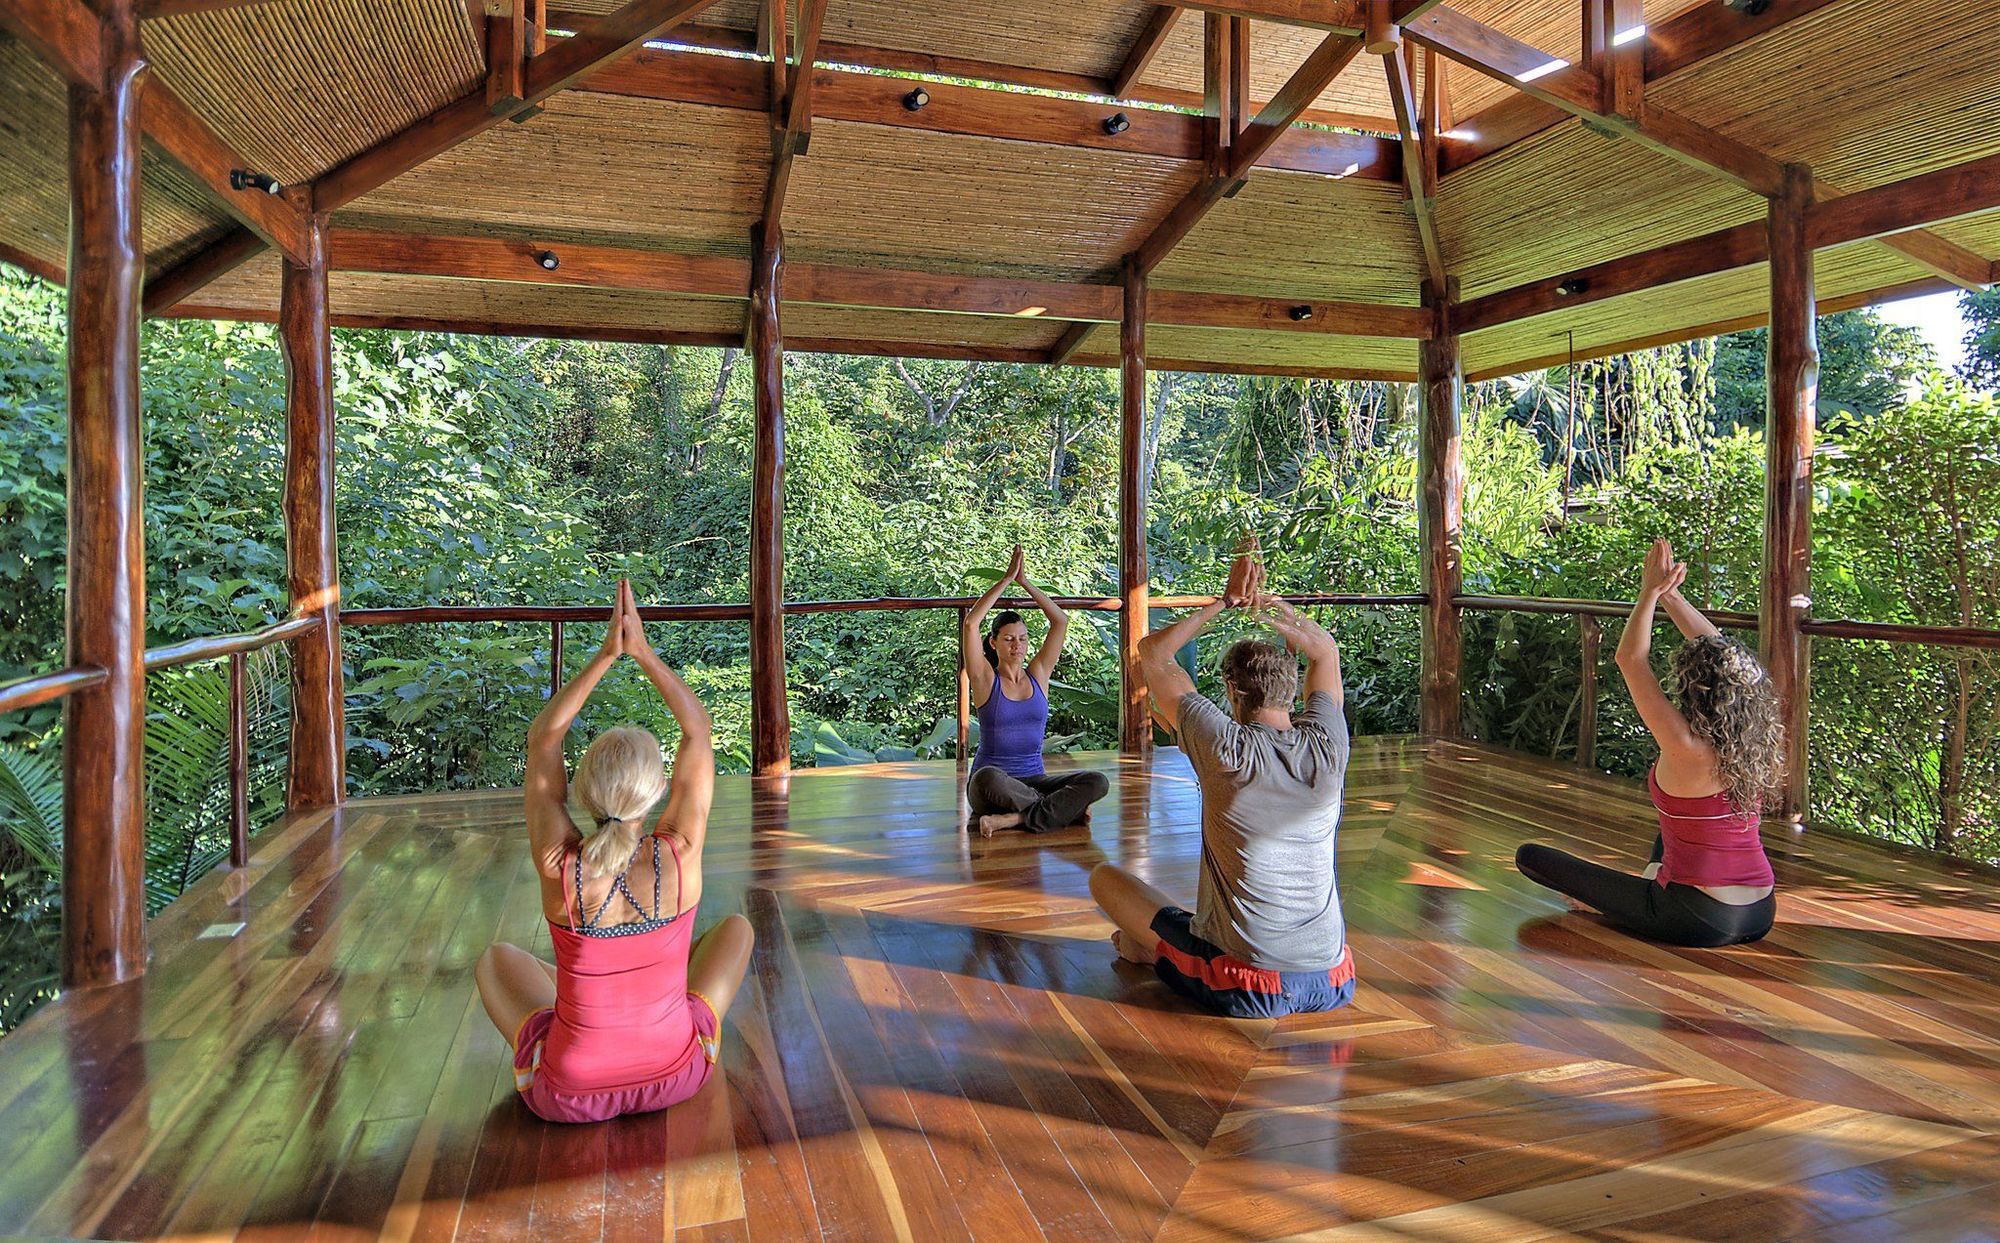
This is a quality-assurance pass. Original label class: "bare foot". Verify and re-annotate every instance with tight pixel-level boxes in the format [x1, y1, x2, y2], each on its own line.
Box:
[1112, 930, 1158, 966]
[978, 813, 1022, 838]
[1563, 894, 1594, 913]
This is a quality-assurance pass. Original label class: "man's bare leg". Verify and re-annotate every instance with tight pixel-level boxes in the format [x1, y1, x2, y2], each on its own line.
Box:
[1089, 862, 1179, 966]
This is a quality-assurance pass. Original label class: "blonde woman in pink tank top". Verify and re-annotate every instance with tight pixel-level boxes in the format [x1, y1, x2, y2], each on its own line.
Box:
[475, 581, 754, 1123]
[1515, 540, 1781, 948]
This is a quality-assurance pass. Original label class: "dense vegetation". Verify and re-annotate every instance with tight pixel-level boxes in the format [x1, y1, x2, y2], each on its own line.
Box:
[1, 264, 1995, 1030]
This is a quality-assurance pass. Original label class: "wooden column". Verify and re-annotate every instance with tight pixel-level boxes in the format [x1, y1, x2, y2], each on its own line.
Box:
[749, 222, 792, 776]
[1762, 163, 1817, 822]
[281, 211, 345, 809]
[62, 0, 148, 989]
[1118, 257, 1151, 756]
[1418, 277, 1464, 737]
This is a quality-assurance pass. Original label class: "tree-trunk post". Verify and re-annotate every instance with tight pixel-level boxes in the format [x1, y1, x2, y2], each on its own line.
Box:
[749, 222, 792, 777]
[956, 606, 971, 763]
[1418, 278, 1464, 738]
[1118, 257, 1152, 756]
[62, 0, 148, 990]
[1763, 162, 1817, 824]
[1577, 615, 1600, 769]
[281, 211, 345, 810]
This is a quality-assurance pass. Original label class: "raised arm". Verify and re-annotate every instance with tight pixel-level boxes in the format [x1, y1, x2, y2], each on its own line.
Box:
[1615, 539, 1707, 764]
[1660, 585, 1723, 641]
[619, 581, 715, 848]
[1137, 598, 1228, 732]
[524, 586, 626, 880]
[1018, 566, 1069, 686]
[960, 544, 1021, 708]
[1260, 591, 1343, 708]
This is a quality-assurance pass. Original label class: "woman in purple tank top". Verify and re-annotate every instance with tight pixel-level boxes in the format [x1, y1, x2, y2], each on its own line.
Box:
[961, 546, 1110, 837]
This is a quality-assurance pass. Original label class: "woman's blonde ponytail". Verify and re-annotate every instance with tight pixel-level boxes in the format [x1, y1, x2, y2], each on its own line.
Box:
[570, 726, 668, 879]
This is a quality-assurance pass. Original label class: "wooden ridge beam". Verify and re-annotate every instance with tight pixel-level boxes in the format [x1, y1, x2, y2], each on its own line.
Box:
[581, 46, 1400, 180]
[325, 227, 1430, 335]
[1111, 6, 1182, 98]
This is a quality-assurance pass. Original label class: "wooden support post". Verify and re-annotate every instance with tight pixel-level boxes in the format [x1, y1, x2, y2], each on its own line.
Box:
[1418, 277, 1463, 738]
[282, 212, 345, 810]
[1577, 615, 1599, 770]
[1119, 257, 1152, 756]
[227, 651, 249, 867]
[1201, 12, 1233, 178]
[956, 607, 971, 762]
[1762, 163, 1817, 823]
[549, 619, 565, 697]
[62, 0, 148, 990]
[749, 222, 792, 777]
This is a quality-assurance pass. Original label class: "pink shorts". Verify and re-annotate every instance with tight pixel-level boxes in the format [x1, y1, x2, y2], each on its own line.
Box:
[511, 991, 721, 1124]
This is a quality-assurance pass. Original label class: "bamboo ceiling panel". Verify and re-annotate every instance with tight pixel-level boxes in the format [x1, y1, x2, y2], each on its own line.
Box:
[1137, 18, 1399, 127]
[1460, 238, 1930, 377]
[1650, 0, 2000, 194]
[146, 0, 484, 186]
[1101, 325, 1419, 375]
[339, 96, 767, 259]
[553, 0, 761, 29]
[1436, 118, 1764, 299]
[783, 305, 1067, 352]
[1154, 169, 1423, 305]
[1936, 208, 2000, 258]
[783, 119, 1200, 282]
[817, 0, 1160, 83]
[0, 39, 234, 278]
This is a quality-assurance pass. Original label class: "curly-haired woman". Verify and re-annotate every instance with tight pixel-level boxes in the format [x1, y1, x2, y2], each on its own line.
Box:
[1515, 539, 1781, 947]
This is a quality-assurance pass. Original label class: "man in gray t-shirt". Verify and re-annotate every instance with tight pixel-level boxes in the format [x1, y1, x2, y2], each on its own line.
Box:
[1088, 561, 1355, 1019]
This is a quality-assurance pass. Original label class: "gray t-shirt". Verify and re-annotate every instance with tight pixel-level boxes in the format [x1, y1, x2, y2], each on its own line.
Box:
[1175, 689, 1350, 972]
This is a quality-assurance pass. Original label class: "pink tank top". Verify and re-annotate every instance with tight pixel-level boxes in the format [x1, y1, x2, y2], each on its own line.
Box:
[540, 834, 703, 1093]
[1648, 767, 1776, 890]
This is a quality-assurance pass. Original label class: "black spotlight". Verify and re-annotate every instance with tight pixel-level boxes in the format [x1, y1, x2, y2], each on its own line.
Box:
[1103, 111, 1130, 135]
[1724, 0, 1772, 13]
[903, 88, 930, 111]
[229, 168, 283, 195]
[1288, 305, 1314, 322]
[1556, 277, 1588, 297]
[535, 250, 560, 271]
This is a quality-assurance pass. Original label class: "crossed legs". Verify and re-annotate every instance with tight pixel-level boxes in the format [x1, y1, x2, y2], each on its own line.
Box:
[1089, 862, 1176, 967]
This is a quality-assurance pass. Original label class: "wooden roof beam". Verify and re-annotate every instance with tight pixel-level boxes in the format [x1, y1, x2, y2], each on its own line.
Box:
[1458, 147, 2000, 333]
[582, 47, 1400, 181]
[1110, 6, 1182, 98]
[327, 227, 1432, 335]
[760, 0, 828, 235]
[1382, 37, 1446, 288]
[2, 0, 312, 263]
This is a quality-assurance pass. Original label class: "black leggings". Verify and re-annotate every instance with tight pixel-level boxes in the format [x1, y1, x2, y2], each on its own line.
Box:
[967, 767, 1110, 833]
[1515, 838, 1774, 948]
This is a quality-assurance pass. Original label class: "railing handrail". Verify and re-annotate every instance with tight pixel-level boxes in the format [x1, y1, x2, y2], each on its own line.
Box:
[342, 593, 1430, 626]
[1455, 593, 1759, 629]
[143, 615, 323, 671]
[1800, 617, 2000, 651]
[0, 666, 110, 716]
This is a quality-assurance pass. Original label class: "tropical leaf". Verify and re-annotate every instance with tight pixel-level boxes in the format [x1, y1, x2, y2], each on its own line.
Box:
[0, 740, 62, 873]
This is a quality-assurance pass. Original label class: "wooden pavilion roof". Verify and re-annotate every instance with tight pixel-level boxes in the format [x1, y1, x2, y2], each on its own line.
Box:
[1, 0, 1997, 378]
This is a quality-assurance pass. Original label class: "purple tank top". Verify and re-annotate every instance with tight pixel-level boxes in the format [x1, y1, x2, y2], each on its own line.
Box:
[973, 675, 1048, 777]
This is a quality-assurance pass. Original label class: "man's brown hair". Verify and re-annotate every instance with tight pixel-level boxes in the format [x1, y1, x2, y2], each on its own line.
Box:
[1221, 638, 1299, 713]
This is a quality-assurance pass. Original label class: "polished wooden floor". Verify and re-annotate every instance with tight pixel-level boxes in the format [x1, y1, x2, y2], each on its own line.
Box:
[4, 738, 1999, 1241]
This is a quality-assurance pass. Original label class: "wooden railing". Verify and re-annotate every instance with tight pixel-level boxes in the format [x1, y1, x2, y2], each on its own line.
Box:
[0, 616, 323, 868]
[343, 592, 1430, 758]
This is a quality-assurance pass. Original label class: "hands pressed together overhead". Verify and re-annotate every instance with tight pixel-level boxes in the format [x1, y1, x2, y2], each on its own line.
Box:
[1640, 537, 1689, 599]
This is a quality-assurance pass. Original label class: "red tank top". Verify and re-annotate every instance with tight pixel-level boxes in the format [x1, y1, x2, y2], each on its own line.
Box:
[1648, 767, 1776, 890]
[540, 833, 703, 1092]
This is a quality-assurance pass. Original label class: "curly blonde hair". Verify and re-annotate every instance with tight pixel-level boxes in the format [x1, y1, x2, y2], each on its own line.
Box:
[570, 726, 668, 879]
[1671, 635, 1785, 814]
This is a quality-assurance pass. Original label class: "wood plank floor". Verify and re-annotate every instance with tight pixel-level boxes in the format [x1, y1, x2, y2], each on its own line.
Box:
[3, 737, 1999, 1241]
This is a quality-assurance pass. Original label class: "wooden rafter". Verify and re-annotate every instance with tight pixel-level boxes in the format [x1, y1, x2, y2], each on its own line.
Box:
[1110, 6, 1181, 98]
[761, 0, 828, 235]
[1383, 40, 1445, 287]
[0, 0, 312, 263]
[1123, 29, 1366, 280]
[1457, 146, 2000, 334]
[138, 0, 286, 16]
[486, 0, 529, 113]
[326, 227, 1434, 336]
[1404, 5, 1990, 290]
[583, 47, 1400, 181]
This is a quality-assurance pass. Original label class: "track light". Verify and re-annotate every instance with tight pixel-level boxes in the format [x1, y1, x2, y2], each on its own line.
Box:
[1103, 112, 1130, 135]
[1556, 277, 1588, 297]
[903, 88, 930, 111]
[229, 168, 282, 195]
[1289, 305, 1314, 322]
[1723, 0, 1772, 13]
[535, 250, 560, 271]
